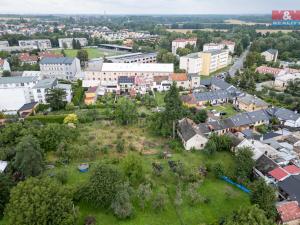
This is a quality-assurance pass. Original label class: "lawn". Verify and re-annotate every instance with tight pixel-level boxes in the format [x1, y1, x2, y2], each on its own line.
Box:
[51, 47, 123, 59]
[0, 121, 250, 225]
[45, 121, 249, 225]
[205, 103, 239, 118]
[154, 92, 167, 107]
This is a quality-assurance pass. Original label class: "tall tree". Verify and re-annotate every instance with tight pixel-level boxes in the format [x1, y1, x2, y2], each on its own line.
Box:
[5, 177, 76, 225]
[235, 147, 255, 182]
[76, 49, 88, 67]
[0, 174, 14, 218]
[46, 88, 67, 111]
[13, 135, 44, 178]
[250, 179, 277, 220]
[114, 97, 138, 125]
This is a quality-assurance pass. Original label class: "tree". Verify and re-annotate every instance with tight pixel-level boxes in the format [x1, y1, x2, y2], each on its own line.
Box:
[72, 38, 77, 49]
[82, 163, 124, 208]
[250, 179, 277, 220]
[137, 183, 152, 210]
[77, 49, 88, 67]
[114, 97, 138, 125]
[2, 70, 11, 77]
[176, 47, 192, 56]
[111, 182, 133, 219]
[224, 205, 274, 225]
[46, 88, 67, 111]
[5, 177, 76, 225]
[193, 109, 208, 123]
[122, 153, 144, 185]
[204, 133, 233, 154]
[235, 147, 255, 182]
[0, 174, 14, 218]
[13, 135, 44, 178]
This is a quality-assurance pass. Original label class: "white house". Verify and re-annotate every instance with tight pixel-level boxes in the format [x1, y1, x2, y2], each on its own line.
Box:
[274, 73, 300, 90]
[32, 78, 72, 104]
[177, 118, 208, 150]
[261, 49, 278, 62]
[0, 58, 11, 73]
[58, 38, 88, 49]
[40, 57, 81, 80]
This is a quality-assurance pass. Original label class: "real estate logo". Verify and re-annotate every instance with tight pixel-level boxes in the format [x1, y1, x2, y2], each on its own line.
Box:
[272, 10, 300, 26]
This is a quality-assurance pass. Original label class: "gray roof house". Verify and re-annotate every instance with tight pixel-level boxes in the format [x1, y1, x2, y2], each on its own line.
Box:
[177, 118, 208, 150]
[266, 107, 300, 128]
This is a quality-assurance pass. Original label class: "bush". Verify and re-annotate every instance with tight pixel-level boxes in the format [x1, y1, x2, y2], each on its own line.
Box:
[152, 190, 167, 212]
[55, 170, 68, 184]
[116, 139, 125, 153]
[65, 102, 75, 111]
[212, 163, 225, 178]
[63, 114, 78, 124]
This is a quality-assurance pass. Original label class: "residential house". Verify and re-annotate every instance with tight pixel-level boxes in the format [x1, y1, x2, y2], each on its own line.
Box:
[0, 58, 10, 73]
[274, 73, 300, 90]
[151, 75, 171, 92]
[278, 175, 300, 206]
[234, 94, 269, 112]
[38, 51, 63, 59]
[17, 102, 39, 118]
[261, 49, 278, 62]
[188, 73, 201, 89]
[40, 57, 81, 80]
[31, 78, 72, 104]
[193, 90, 233, 106]
[266, 107, 300, 128]
[118, 76, 135, 93]
[18, 53, 38, 65]
[177, 118, 208, 150]
[170, 73, 190, 90]
[84, 86, 99, 105]
[276, 201, 300, 225]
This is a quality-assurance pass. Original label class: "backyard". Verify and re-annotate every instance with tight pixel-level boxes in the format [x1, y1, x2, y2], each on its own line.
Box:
[39, 121, 250, 225]
[205, 103, 239, 118]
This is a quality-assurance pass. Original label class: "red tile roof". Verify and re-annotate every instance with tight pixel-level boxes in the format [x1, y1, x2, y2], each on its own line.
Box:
[277, 201, 300, 223]
[171, 73, 188, 82]
[173, 38, 197, 42]
[284, 165, 300, 175]
[268, 167, 289, 181]
[38, 51, 63, 59]
[18, 53, 38, 62]
[256, 66, 282, 75]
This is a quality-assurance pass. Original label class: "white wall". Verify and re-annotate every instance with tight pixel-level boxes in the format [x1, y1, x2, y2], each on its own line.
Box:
[0, 88, 31, 112]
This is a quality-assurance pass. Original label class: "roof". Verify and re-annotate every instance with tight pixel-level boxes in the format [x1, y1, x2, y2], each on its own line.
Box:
[38, 51, 63, 58]
[268, 167, 289, 181]
[238, 94, 268, 107]
[153, 75, 169, 84]
[18, 53, 38, 62]
[202, 49, 228, 55]
[265, 48, 278, 55]
[178, 118, 200, 141]
[200, 77, 233, 91]
[18, 102, 39, 112]
[255, 154, 278, 175]
[170, 73, 188, 81]
[266, 107, 300, 122]
[0, 76, 38, 85]
[284, 165, 300, 175]
[40, 57, 75, 65]
[101, 63, 174, 73]
[181, 94, 197, 105]
[279, 175, 300, 204]
[193, 90, 232, 102]
[33, 78, 57, 89]
[106, 52, 157, 61]
[0, 161, 8, 173]
[86, 86, 99, 93]
[276, 201, 300, 223]
[173, 38, 197, 43]
[262, 132, 282, 140]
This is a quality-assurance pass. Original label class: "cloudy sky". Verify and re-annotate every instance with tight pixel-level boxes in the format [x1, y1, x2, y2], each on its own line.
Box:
[0, 0, 299, 14]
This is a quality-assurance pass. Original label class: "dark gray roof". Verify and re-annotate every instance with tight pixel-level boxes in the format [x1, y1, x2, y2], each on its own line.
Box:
[200, 77, 235, 91]
[230, 112, 253, 127]
[278, 175, 300, 204]
[262, 132, 282, 140]
[238, 94, 268, 107]
[255, 154, 278, 175]
[0, 76, 38, 84]
[18, 102, 39, 112]
[247, 110, 269, 123]
[193, 90, 232, 102]
[40, 57, 75, 65]
[266, 48, 278, 55]
[266, 107, 300, 122]
[241, 129, 254, 138]
[33, 78, 57, 89]
[178, 118, 197, 141]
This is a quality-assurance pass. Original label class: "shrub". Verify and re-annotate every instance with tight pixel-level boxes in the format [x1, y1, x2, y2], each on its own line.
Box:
[152, 190, 167, 212]
[55, 170, 68, 184]
[65, 102, 75, 111]
[26, 114, 67, 124]
[116, 139, 125, 153]
[63, 114, 78, 124]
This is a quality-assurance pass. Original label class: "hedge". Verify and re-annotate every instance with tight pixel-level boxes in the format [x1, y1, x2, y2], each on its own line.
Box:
[25, 114, 67, 124]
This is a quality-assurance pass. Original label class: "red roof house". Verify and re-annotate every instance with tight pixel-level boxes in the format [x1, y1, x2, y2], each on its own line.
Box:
[277, 201, 300, 224]
[284, 165, 300, 175]
[268, 167, 289, 181]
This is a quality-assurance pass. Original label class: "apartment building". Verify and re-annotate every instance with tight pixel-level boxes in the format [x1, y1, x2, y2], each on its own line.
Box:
[40, 57, 81, 80]
[203, 41, 235, 54]
[179, 52, 202, 74]
[58, 38, 88, 49]
[18, 39, 52, 50]
[106, 52, 157, 64]
[0, 76, 39, 113]
[172, 38, 197, 55]
[200, 49, 229, 76]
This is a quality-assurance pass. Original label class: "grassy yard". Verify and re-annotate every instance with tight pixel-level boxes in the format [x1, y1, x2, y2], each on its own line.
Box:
[42, 121, 249, 225]
[154, 92, 167, 107]
[51, 47, 123, 59]
[205, 103, 239, 118]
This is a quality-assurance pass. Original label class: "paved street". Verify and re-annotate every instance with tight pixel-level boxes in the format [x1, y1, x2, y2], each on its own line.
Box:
[228, 45, 250, 77]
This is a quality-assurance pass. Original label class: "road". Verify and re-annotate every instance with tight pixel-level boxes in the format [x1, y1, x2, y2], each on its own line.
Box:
[228, 45, 250, 77]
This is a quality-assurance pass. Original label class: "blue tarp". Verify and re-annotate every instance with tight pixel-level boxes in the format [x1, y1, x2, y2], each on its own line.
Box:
[221, 176, 251, 194]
